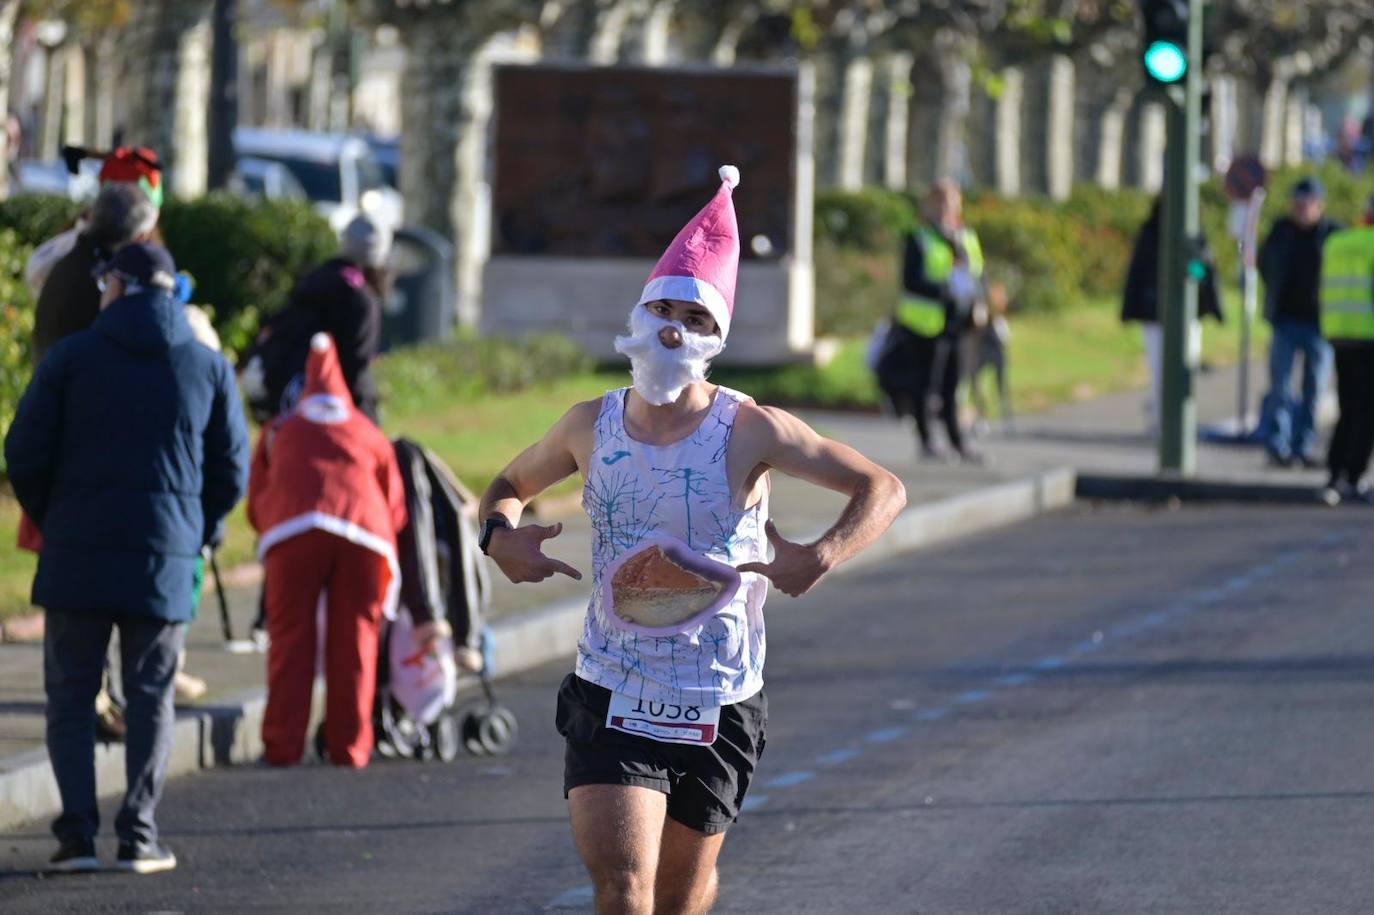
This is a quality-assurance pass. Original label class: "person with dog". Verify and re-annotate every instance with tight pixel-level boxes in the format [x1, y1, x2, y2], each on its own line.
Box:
[878, 179, 984, 462]
[476, 166, 907, 915]
[247, 333, 407, 768]
[5, 242, 249, 874]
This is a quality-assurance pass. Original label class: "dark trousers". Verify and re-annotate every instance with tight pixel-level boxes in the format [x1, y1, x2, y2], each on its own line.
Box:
[910, 335, 964, 451]
[44, 610, 185, 846]
[1327, 342, 1374, 486]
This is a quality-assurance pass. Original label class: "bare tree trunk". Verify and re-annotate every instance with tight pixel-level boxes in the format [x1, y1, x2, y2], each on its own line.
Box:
[61, 44, 84, 146]
[933, 30, 971, 185]
[1095, 88, 1132, 189]
[1137, 100, 1166, 192]
[835, 53, 873, 190]
[624, 0, 675, 65]
[0, 0, 18, 198]
[125, 0, 214, 198]
[1259, 72, 1288, 168]
[207, 0, 238, 190]
[39, 43, 63, 160]
[1044, 54, 1074, 200]
[879, 52, 913, 190]
[994, 67, 1023, 196]
[399, 26, 496, 329]
[1282, 85, 1306, 165]
[1209, 73, 1237, 172]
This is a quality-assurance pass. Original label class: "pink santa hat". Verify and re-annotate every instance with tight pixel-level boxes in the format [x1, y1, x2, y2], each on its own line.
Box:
[636, 164, 741, 339]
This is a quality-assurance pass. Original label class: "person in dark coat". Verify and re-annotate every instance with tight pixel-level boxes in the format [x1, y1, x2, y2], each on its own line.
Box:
[1122, 197, 1225, 435]
[1257, 177, 1343, 466]
[275, 215, 392, 422]
[30, 182, 159, 365]
[4, 243, 249, 875]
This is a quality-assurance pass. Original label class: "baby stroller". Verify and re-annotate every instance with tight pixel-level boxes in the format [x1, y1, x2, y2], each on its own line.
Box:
[314, 438, 517, 762]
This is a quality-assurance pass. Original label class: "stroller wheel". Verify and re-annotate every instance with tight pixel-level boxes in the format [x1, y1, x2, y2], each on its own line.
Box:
[476, 706, 518, 756]
[430, 712, 461, 763]
[461, 708, 489, 757]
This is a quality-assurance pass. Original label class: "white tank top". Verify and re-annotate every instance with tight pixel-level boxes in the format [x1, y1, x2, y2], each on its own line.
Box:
[575, 386, 769, 707]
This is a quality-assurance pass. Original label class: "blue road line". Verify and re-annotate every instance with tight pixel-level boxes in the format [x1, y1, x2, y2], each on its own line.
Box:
[953, 689, 991, 705]
[994, 672, 1034, 687]
[865, 727, 909, 744]
[816, 748, 861, 766]
[915, 707, 950, 722]
[740, 794, 770, 812]
[766, 770, 816, 788]
[1032, 655, 1067, 671]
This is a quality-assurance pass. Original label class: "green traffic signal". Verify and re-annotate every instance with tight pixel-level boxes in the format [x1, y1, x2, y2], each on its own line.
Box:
[1143, 40, 1187, 83]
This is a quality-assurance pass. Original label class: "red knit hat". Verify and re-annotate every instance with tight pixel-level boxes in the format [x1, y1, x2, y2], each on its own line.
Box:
[98, 147, 163, 208]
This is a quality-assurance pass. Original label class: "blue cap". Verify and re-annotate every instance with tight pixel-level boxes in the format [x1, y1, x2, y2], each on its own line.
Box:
[96, 242, 177, 292]
[1292, 176, 1324, 200]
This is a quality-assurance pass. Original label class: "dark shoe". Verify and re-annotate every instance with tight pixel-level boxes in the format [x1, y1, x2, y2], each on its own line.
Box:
[1265, 452, 1293, 469]
[114, 841, 177, 875]
[1296, 453, 1323, 470]
[46, 838, 99, 873]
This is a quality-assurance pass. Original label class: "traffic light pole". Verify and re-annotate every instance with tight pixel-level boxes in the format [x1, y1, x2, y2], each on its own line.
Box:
[1157, 0, 1204, 476]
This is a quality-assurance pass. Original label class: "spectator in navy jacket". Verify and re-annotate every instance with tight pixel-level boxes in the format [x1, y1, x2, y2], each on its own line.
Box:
[4, 242, 249, 875]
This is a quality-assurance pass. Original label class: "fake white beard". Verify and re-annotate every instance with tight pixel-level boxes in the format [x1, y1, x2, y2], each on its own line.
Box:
[613, 307, 724, 406]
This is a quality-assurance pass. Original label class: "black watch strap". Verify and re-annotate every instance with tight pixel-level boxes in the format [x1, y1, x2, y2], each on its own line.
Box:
[479, 515, 512, 555]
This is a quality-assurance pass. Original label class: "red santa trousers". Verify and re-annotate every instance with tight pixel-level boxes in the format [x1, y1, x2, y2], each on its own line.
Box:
[261, 529, 388, 768]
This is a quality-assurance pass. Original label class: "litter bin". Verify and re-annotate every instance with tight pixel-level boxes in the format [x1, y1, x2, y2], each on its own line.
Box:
[381, 225, 454, 350]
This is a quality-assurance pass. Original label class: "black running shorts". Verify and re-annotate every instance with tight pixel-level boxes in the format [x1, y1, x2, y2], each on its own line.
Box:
[555, 673, 768, 835]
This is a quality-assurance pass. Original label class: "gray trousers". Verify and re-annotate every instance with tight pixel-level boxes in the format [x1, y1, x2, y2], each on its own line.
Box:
[44, 610, 185, 846]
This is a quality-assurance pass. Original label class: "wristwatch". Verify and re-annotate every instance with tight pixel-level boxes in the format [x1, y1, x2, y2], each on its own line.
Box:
[479, 515, 512, 556]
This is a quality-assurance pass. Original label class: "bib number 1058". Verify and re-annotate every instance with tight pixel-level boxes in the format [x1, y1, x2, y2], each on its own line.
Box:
[607, 692, 720, 746]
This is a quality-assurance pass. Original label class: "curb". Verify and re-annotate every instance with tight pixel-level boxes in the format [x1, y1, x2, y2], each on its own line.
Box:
[1076, 473, 1327, 506]
[0, 467, 1076, 834]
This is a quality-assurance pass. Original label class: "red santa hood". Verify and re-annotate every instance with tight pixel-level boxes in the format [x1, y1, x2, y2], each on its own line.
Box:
[298, 333, 353, 424]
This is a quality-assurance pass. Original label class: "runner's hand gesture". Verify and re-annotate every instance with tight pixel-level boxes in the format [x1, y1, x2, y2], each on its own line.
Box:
[488, 522, 583, 584]
[738, 521, 831, 597]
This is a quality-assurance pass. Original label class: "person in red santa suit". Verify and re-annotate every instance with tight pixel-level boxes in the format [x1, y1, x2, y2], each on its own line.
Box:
[247, 333, 409, 768]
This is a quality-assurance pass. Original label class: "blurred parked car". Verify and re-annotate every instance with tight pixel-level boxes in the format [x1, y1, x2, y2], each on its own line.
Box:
[13, 158, 99, 200]
[360, 134, 400, 189]
[226, 156, 308, 202]
[233, 127, 403, 233]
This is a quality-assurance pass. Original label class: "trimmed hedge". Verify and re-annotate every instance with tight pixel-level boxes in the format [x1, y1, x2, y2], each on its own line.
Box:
[0, 192, 338, 355]
[0, 230, 34, 469]
[159, 194, 338, 353]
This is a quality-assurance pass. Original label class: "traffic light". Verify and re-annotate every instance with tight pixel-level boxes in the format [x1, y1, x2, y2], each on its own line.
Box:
[1140, 0, 1189, 85]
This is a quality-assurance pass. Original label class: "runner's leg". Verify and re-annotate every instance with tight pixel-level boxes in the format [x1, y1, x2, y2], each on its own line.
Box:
[653, 817, 726, 915]
[569, 784, 667, 915]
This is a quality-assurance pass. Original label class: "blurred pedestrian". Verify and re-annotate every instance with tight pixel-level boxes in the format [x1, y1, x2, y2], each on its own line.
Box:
[1319, 196, 1374, 504]
[1258, 177, 1342, 467]
[4, 242, 249, 874]
[247, 333, 406, 768]
[1122, 196, 1225, 436]
[240, 215, 392, 423]
[27, 147, 164, 314]
[879, 179, 984, 462]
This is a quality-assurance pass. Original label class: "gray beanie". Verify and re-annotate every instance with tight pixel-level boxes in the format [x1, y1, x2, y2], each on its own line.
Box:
[340, 214, 392, 268]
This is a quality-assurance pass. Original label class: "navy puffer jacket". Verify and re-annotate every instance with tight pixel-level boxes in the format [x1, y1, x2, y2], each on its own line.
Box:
[4, 289, 249, 621]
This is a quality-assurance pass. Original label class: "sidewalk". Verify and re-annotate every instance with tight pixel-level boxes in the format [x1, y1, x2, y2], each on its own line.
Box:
[0, 361, 1323, 825]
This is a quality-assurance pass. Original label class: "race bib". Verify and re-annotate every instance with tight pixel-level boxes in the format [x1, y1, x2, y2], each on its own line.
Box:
[606, 692, 720, 746]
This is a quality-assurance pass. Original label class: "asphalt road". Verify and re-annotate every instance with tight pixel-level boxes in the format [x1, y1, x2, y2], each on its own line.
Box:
[3, 504, 1373, 914]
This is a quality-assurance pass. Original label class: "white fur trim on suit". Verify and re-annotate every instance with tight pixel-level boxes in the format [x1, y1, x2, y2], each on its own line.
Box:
[636, 275, 732, 338]
[257, 513, 401, 620]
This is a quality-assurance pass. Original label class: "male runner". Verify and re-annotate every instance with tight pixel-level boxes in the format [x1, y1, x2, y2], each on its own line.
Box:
[477, 166, 907, 915]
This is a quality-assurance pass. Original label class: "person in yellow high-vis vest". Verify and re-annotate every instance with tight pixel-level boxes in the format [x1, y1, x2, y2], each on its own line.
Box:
[1320, 197, 1374, 504]
[877, 180, 983, 461]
